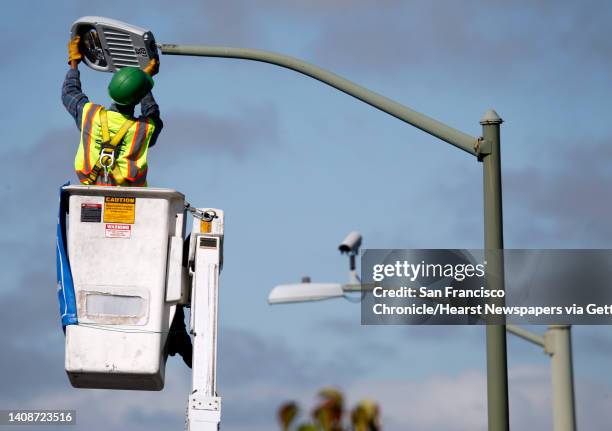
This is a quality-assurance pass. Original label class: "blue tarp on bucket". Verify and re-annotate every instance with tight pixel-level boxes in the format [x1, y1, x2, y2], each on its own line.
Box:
[56, 183, 78, 328]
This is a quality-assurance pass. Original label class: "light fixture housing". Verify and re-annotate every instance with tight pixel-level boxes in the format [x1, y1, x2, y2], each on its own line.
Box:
[71, 16, 159, 72]
[268, 283, 345, 304]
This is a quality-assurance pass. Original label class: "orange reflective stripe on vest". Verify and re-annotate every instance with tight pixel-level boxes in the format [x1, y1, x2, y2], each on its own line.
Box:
[124, 120, 150, 182]
[80, 104, 102, 174]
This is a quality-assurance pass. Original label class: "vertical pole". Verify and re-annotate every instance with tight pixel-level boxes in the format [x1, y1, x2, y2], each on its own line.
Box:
[481, 110, 510, 431]
[546, 325, 577, 431]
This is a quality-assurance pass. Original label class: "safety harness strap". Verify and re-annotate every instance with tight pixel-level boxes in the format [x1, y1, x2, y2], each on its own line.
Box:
[99, 109, 111, 145]
[83, 108, 135, 186]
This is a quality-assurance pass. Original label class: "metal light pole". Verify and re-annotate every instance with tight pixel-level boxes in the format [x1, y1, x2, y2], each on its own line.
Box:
[160, 43, 509, 431]
[546, 325, 577, 431]
[507, 325, 577, 431]
[481, 111, 509, 431]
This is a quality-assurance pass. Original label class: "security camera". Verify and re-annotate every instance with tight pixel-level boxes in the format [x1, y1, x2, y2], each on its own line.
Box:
[338, 231, 362, 255]
[339, 231, 362, 282]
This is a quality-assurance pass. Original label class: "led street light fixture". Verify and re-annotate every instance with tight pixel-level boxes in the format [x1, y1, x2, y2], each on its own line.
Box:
[71, 16, 159, 72]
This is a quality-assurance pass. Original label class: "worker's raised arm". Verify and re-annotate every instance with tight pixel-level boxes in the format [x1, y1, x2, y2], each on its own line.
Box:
[62, 36, 89, 129]
[140, 92, 163, 147]
[140, 59, 163, 147]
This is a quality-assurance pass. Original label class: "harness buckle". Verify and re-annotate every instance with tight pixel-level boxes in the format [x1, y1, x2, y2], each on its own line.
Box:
[99, 148, 115, 184]
[99, 148, 115, 167]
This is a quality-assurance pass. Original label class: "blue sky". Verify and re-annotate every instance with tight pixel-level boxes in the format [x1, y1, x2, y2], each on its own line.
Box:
[1, 1, 612, 430]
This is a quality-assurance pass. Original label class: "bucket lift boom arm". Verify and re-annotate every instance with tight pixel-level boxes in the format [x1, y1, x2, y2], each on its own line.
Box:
[186, 209, 224, 431]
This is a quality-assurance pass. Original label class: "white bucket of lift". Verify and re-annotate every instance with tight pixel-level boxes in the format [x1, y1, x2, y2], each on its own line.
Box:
[62, 185, 188, 390]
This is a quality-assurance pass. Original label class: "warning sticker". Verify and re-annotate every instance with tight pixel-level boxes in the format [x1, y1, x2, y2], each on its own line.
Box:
[199, 236, 218, 249]
[81, 203, 102, 223]
[105, 223, 131, 239]
[104, 196, 136, 224]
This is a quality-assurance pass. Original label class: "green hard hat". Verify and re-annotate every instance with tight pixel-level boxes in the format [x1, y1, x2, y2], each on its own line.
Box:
[108, 67, 154, 106]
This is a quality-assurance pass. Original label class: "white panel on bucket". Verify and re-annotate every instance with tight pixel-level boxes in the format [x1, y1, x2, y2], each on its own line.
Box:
[86, 293, 145, 318]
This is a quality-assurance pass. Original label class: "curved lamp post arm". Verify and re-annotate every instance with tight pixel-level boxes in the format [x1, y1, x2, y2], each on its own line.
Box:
[160, 44, 478, 156]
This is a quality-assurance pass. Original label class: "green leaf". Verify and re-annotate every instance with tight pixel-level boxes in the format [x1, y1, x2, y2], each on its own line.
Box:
[278, 402, 299, 431]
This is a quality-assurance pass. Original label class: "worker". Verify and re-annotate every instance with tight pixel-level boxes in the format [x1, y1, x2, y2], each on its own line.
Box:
[62, 36, 193, 367]
[62, 35, 162, 186]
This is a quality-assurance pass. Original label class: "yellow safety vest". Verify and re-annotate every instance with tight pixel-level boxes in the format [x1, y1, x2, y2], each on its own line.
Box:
[75, 102, 156, 186]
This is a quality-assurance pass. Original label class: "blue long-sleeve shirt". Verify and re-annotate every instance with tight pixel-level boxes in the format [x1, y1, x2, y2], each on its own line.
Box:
[61, 68, 163, 147]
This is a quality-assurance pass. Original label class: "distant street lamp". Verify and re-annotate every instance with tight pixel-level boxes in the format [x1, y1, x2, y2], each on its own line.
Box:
[506, 325, 576, 431]
[268, 282, 345, 304]
[267, 239, 576, 431]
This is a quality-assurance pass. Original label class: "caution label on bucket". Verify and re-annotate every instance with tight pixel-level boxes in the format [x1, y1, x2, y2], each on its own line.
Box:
[104, 197, 136, 224]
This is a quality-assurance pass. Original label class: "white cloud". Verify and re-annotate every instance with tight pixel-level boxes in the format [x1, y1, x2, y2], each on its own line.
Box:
[342, 364, 612, 431]
[345, 369, 488, 431]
